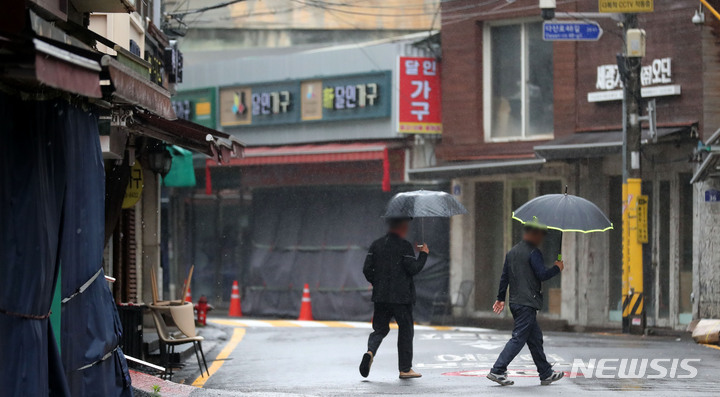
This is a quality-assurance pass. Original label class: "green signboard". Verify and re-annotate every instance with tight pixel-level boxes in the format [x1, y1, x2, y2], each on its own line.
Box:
[319, 72, 391, 122]
[172, 87, 217, 129]
[219, 81, 299, 127]
[218, 71, 392, 128]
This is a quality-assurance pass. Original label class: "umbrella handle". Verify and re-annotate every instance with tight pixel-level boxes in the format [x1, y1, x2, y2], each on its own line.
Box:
[417, 218, 425, 248]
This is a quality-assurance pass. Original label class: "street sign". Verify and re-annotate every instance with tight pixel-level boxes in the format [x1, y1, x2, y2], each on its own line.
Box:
[599, 0, 653, 13]
[637, 195, 649, 244]
[706, 189, 720, 202]
[543, 21, 603, 41]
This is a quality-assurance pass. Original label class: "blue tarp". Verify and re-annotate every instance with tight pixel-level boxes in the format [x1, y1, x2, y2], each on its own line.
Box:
[0, 94, 132, 397]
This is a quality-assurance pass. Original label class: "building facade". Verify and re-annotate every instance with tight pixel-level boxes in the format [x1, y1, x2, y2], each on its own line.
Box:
[171, 34, 448, 321]
[421, 0, 715, 330]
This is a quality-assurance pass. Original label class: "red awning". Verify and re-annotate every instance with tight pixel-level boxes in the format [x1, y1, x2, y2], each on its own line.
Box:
[205, 142, 403, 193]
[213, 143, 390, 166]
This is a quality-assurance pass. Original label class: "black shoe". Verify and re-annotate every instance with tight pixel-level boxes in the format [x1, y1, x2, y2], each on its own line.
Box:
[359, 351, 374, 378]
[486, 372, 514, 386]
[540, 371, 564, 385]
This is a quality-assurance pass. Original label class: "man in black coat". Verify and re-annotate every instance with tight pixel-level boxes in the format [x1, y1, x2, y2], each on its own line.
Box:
[487, 224, 565, 386]
[359, 217, 428, 379]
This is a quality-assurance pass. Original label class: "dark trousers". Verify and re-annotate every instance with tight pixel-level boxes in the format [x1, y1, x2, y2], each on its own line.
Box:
[491, 303, 553, 379]
[367, 302, 414, 372]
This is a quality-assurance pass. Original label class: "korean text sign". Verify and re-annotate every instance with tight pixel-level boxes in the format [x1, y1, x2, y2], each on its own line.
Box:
[398, 57, 442, 134]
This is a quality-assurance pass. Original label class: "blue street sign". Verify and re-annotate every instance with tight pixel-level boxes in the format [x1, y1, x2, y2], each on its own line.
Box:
[705, 189, 720, 202]
[543, 21, 603, 41]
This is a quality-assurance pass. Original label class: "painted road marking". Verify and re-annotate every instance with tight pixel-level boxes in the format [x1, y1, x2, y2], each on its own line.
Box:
[442, 369, 579, 377]
[192, 328, 246, 388]
[700, 343, 720, 351]
[208, 318, 490, 332]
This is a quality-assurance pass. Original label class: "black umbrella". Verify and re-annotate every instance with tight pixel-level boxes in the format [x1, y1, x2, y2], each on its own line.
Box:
[383, 190, 468, 246]
[512, 193, 612, 233]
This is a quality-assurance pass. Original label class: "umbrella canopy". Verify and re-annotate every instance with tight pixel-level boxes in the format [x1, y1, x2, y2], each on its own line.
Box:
[512, 193, 613, 233]
[383, 190, 468, 218]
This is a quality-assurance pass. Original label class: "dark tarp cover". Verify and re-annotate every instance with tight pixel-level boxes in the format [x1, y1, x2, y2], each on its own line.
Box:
[0, 94, 132, 397]
[243, 187, 449, 322]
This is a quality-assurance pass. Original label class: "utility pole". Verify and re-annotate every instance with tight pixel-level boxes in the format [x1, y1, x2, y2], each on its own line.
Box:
[620, 13, 645, 334]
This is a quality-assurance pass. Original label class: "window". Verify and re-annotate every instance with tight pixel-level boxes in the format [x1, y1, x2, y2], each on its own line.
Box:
[484, 21, 554, 140]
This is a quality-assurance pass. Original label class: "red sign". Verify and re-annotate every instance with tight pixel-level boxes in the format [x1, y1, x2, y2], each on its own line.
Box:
[398, 57, 442, 134]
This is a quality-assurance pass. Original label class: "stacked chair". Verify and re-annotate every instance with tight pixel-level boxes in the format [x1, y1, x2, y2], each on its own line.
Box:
[149, 266, 209, 380]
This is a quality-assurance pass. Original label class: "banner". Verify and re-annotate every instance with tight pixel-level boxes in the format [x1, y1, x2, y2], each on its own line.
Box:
[398, 56, 442, 134]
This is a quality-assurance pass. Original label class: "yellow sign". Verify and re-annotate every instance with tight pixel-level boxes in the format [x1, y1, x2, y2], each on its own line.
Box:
[637, 194, 649, 244]
[122, 162, 144, 209]
[195, 101, 211, 116]
[599, 0, 653, 13]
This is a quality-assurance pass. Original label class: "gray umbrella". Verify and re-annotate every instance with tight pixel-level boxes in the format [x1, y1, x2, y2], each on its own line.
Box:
[383, 190, 468, 218]
[384, 190, 467, 246]
[512, 193, 613, 233]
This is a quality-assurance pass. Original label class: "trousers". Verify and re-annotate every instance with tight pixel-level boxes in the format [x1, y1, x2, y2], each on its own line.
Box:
[491, 303, 553, 379]
[367, 302, 414, 372]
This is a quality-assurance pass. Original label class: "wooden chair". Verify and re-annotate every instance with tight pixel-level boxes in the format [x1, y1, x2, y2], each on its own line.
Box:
[149, 302, 209, 380]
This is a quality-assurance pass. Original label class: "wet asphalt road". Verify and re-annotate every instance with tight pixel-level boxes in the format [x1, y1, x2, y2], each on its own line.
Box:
[174, 319, 720, 396]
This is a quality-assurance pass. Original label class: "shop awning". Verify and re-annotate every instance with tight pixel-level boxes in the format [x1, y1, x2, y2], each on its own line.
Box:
[129, 111, 244, 160]
[163, 146, 197, 187]
[205, 142, 403, 192]
[101, 56, 176, 120]
[0, 37, 102, 98]
[408, 158, 546, 181]
[214, 143, 391, 166]
[535, 126, 692, 161]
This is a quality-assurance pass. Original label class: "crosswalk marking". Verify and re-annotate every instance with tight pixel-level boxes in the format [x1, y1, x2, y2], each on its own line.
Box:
[209, 318, 491, 332]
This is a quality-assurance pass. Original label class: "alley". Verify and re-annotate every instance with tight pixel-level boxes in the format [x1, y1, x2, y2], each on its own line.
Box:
[169, 319, 720, 396]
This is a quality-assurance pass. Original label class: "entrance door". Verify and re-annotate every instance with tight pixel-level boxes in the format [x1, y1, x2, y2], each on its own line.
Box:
[474, 182, 505, 309]
[653, 180, 671, 325]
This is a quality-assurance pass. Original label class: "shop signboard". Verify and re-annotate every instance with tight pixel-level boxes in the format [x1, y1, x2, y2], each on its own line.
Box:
[319, 72, 392, 122]
[219, 81, 298, 127]
[588, 57, 680, 102]
[173, 87, 217, 129]
[219, 72, 391, 127]
[398, 57, 442, 134]
[122, 162, 143, 209]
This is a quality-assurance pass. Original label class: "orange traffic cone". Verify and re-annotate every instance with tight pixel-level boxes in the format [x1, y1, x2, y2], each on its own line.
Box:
[229, 281, 242, 317]
[298, 283, 314, 321]
[185, 286, 193, 303]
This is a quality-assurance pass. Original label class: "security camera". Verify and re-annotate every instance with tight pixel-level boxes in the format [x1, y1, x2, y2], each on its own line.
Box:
[692, 9, 705, 26]
[540, 0, 556, 21]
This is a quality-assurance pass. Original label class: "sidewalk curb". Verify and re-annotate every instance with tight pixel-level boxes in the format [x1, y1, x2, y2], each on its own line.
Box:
[130, 370, 194, 397]
[131, 370, 309, 396]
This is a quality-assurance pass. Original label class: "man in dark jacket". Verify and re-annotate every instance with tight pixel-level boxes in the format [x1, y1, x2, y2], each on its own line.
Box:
[487, 224, 566, 386]
[359, 217, 428, 379]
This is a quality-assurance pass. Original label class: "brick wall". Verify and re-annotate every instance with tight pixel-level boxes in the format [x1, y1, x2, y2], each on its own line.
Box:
[439, 0, 703, 162]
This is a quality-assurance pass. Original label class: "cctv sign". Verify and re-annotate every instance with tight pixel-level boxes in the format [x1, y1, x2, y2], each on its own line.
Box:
[599, 0, 653, 13]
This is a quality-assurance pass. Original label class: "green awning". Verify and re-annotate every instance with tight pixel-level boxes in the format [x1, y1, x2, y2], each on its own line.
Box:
[163, 145, 197, 187]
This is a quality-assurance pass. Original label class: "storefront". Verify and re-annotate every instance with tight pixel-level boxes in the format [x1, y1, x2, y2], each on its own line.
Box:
[172, 33, 448, 321]
[422, 0, 709, 330]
